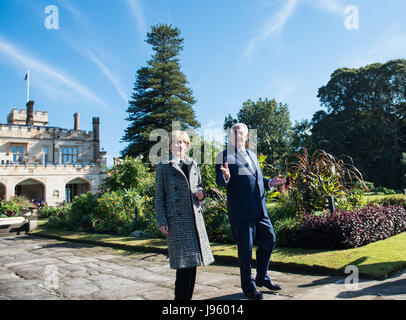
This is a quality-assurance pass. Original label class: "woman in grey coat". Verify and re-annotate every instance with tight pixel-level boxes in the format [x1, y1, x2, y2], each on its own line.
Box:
[155, 130, 214, 300]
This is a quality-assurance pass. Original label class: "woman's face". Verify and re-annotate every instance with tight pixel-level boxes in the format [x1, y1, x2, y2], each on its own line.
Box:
[170, 135, 188, 159]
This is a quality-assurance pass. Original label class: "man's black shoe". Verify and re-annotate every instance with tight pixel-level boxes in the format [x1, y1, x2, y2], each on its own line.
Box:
[257, 281, 282, 291]
[243, 288, 263, 300]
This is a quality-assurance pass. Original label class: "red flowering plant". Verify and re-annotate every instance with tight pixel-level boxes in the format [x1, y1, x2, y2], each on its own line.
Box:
[285, 148, 368, 216]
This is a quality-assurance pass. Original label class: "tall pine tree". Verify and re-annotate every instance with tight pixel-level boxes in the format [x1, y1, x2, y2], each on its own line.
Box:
[121, 24, 199, 160]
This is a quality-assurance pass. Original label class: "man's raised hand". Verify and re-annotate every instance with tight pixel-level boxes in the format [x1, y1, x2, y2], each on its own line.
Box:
[220, 162, 231, 181]
[270, 174, 286, 187]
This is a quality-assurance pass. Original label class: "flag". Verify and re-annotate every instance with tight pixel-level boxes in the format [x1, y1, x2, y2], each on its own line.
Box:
[24, 70, 29, 80]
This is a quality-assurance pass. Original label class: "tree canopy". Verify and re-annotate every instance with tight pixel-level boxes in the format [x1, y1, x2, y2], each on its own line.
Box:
[121, 24, 199, 160]
[312, 59, 406, 188]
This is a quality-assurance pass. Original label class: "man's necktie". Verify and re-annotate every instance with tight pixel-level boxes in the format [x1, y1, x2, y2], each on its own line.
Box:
[238, 150, 255, 174]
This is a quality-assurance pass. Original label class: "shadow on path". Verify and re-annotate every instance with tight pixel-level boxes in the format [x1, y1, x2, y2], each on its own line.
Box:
[337, 278, 406, 299]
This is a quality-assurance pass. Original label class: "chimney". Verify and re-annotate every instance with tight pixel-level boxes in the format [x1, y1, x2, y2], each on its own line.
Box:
[74, 113, 80, 131]
[26, 100, 34, 125]
[92, 117, 100, 162]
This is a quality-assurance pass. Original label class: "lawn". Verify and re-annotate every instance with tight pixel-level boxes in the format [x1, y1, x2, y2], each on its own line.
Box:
[30, 223, 406, 280]
[363, 193, 406, 202]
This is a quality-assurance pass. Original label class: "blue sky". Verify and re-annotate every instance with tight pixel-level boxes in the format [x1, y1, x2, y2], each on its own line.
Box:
[1, 0, 406, 166]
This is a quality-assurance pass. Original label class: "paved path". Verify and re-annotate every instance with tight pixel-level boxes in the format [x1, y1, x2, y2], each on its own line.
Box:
[0, 235, 405, 300]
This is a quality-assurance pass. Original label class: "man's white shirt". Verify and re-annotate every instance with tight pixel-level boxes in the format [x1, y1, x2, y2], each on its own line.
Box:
[222, 149, 273, 189]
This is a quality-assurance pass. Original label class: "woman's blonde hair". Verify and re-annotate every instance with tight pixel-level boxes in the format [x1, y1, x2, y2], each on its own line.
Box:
[169, 130, 190, 147]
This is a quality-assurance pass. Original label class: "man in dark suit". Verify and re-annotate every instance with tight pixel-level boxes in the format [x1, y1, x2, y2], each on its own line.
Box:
[215, 123, 285, 300]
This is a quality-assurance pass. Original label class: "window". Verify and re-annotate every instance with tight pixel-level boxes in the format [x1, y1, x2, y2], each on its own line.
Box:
[11, 144, 25, 163]
[43, 147, 49, 163]
[65, 184, 78, 202]
[59, 146, 78, 163]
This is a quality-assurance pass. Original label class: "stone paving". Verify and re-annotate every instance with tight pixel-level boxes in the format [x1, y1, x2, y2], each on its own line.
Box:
[0, 235, 405, 300]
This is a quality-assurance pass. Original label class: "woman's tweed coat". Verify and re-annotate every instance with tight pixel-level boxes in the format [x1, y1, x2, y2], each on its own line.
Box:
[155, 156, 215, 270]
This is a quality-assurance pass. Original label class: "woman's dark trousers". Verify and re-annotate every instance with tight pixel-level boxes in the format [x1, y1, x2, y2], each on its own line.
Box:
[174, 267, 197, 300]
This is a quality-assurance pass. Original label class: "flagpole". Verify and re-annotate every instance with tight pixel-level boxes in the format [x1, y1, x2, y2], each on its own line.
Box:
[25, 70, 30, 102]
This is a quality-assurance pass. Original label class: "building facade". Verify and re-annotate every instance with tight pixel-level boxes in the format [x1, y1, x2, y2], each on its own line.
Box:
[0, 100, 107, 206]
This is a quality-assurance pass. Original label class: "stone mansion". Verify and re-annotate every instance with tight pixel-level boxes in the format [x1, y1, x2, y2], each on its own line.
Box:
[0, 100, 107, 206]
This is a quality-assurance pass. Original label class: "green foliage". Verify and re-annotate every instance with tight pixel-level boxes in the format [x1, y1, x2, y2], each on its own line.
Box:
[95, 189, 140, 235]
[313, 59, 406, 189]
[0, 196, 31, 217]
[290, 119, 316, 154]
[99, 156, 159, 235]
[286, 149, 367, 215]
[366, 194, 406, 207]
[355, 180, 374, 193]
[65, 192, 99, 232]
[203, 188, 234, 244]
[197, 139, 223, 198]
[48, 189, 146, 236]
[401, 153, 406, 187]
[38, 205, 69, 219]
[122, 23, 199, 160]
[100, 156, 149, 193]
[374, 186, 397, 195]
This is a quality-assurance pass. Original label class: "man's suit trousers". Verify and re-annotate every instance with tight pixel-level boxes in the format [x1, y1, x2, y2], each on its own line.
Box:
[228, 214, 276, 293]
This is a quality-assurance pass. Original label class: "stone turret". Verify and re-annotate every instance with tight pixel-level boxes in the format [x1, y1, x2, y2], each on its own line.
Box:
[6, 101, 48, 126]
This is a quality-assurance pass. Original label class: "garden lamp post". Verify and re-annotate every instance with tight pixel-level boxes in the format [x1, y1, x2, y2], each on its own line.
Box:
[328, 196, 335, 213]
[134, 206, 138, 225]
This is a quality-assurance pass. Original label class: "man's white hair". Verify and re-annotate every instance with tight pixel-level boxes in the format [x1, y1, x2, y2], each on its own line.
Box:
[231, 123, 248, 133]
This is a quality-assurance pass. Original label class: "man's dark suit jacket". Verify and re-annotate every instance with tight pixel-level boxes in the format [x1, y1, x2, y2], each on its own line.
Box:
[215, 148, 272, 220]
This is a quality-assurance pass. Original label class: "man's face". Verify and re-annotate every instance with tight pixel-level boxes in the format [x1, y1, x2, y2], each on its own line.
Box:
[230, 125, 248, 149]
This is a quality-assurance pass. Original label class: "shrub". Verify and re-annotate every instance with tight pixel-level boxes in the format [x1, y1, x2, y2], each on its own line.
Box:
[95, 189, 140, 235]
[355, 180, 374, 192]
[100, 156, 149, 193]
[38, 205, 69, 219]
[65, 192, 99, 232]
[47, 208, 70, 229]
[367, 195, 406, 208]
[281, 204, 406, 249]
[0, 196, 31, 217]
[203, 198, 234, 244]
[285, 149, 367, 215]
[374, 186, 397, 195]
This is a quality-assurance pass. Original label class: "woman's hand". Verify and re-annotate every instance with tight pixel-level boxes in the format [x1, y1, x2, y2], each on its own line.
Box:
[159, 225, 168, 235]
[194, 190, 204, 201]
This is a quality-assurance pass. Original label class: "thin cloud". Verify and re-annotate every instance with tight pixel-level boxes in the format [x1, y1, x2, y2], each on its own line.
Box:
[312, 0, 345, 16]
[245, 0, 348, 56]
[246, 0, 299, 56]
[53, 1, 129, 104]
[83, 48, 129, 103]
[126, 0, 148, 38]
[0, 35, 106, 108]
[60, 34, 129, 104]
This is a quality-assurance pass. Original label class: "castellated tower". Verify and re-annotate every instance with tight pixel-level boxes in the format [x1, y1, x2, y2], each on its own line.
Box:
[0, 100, 107, 206]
